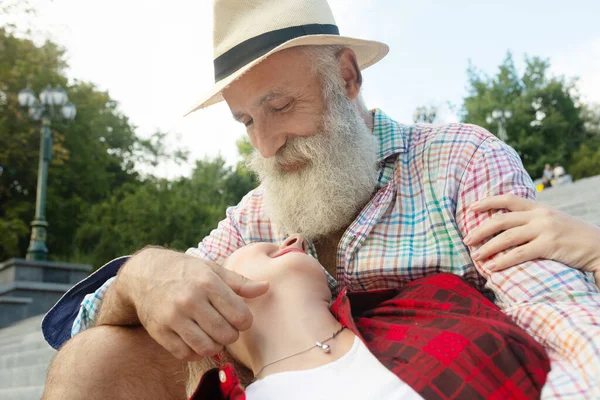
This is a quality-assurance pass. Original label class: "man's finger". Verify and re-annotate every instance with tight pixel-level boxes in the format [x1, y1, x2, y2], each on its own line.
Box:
[202, 269, 261, 331]
[155, 328, 201, 361]
[176, 318, 224, 358]
[192, 300, 240, 345]
[470, 194, 536, 213]
[214, 266, 270, 299]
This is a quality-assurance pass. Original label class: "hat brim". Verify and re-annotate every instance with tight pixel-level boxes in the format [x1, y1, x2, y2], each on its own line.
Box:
[184, 35, 389, 116]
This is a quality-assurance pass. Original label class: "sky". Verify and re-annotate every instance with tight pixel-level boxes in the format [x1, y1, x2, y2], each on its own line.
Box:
[12, 0, 600, 178]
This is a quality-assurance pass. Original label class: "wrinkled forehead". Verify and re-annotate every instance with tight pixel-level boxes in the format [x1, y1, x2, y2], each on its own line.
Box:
[223, 48, 320, 105]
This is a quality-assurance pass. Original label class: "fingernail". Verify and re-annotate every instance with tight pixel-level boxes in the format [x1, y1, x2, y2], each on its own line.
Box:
[464, 234, 472, 244]
[472, 250, 480, 260]
[487, 260, 497, 271]
[470, 201, 479, 210]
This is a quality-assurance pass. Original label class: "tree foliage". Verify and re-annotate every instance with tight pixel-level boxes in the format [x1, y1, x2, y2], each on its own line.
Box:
[72, 157, 256, 268]
[0, 24, 256, 267]
[0, 28, 186, 262]
[462, 52, 600, 180]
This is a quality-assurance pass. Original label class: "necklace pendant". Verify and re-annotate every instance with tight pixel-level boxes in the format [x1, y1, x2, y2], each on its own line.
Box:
[316, 341, 331, 353]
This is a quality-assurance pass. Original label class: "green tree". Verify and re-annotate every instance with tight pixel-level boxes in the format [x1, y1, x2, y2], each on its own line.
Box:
[570, 143, 600, 180]
[0, 28, 183, 261]
[569, 104, 600, 180]
[463, 52, 589, 179]
[73, 156, 257, 269]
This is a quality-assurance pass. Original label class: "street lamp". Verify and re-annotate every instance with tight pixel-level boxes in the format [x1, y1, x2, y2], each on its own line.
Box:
[486, 109, 512, 142]
[18, 86, 77, 261]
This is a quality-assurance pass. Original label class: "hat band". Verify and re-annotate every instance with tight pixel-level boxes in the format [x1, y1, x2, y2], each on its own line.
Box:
[213, 23, 340, 82]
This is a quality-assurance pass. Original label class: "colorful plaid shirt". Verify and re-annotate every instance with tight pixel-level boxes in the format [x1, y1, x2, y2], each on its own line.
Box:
[42, 109, 600, 399]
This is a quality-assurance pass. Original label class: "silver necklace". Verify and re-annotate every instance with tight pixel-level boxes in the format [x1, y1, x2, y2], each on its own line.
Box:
[252, 325, 346, 380]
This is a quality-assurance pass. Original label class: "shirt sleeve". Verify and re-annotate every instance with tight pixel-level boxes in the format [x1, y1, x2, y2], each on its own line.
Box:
[42, 256, 129, 349]
[186, 203, 248, 263]
[71, 277, 116, 337]
[456, 137, 600, 399]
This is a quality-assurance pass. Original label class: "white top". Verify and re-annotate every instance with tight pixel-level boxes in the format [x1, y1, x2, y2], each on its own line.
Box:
[245, 336, 423, 400]
[553, 166, 566, 177]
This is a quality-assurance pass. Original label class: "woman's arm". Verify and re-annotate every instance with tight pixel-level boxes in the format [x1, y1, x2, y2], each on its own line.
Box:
[463, 193, 600, 285]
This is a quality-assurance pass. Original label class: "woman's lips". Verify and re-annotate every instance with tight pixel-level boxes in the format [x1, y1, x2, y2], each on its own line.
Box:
[272, 247, 306, 258]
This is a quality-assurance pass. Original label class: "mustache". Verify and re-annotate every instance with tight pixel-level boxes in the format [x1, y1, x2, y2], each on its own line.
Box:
[248, 134, 322, 173]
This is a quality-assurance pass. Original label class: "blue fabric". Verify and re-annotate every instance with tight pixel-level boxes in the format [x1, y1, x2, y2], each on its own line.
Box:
[41, 256, 129, 349]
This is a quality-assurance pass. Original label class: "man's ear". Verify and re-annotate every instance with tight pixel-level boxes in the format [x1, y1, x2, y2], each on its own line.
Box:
[337, 48, 362, 100]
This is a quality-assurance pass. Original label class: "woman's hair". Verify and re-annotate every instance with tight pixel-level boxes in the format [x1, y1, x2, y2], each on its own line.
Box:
[186, 350, 254, 397]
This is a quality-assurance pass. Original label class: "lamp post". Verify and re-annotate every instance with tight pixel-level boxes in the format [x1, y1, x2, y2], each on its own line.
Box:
[18, 86, 77, 260]
[486, 109, 512, 142]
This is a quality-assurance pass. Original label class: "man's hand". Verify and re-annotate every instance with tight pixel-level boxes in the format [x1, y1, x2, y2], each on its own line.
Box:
[99, 247, 269, 360]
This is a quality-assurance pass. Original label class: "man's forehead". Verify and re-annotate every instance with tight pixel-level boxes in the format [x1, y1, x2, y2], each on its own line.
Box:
[224, 49, 314, 106]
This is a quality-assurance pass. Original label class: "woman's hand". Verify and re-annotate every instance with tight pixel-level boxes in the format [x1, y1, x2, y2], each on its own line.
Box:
[464, 194, 600, 285]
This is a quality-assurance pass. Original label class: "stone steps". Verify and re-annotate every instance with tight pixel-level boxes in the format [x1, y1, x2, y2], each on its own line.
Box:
[0, 346, 56, 369]
[0, 281, 73, 321]
[0, 386, 45, 400]
[0, 315, 55, 398]
[0, 296, 33, 328]
[0, 259, 91, 329]
[536, 175, 600, 226]
[0, 362, 50, 389]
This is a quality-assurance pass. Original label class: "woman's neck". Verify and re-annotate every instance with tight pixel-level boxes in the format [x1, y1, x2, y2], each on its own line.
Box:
[238, 284, 355, 380]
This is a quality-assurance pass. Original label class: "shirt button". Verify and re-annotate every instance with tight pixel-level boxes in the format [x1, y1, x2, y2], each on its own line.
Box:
[219, 370, 227, 383]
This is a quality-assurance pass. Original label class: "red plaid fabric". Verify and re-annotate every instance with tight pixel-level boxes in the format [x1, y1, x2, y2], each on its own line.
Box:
[190, 274, 549, 400]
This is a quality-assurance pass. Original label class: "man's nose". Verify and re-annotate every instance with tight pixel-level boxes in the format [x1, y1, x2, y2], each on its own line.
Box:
[252, 121, 287, 158]
[280, 234, 307, 252]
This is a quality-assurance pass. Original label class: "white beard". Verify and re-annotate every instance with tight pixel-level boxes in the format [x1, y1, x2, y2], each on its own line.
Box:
[247, 90, 379, 240]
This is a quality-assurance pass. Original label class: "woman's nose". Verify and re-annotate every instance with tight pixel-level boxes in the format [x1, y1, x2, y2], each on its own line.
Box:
[280, 234, 307, 252]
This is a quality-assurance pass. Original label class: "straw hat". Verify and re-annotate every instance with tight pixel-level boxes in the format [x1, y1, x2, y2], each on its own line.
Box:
[185, 0, 389, 115]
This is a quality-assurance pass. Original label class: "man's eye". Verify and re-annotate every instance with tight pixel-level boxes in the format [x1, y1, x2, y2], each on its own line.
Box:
[244, 119, 253, 127]
[272, 101, 292, 112]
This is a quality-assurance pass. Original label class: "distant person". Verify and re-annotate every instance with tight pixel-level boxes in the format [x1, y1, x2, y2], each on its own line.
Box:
[553, 163, 566, 178]
[543, 163, 553, 180]
[542, 164, 553, 188]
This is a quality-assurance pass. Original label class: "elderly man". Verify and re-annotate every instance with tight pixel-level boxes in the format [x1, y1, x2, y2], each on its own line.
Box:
[43, 0, 600, 399]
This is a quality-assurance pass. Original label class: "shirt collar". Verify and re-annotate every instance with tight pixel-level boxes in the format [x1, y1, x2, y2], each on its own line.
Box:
[372, 109, 407, 162]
